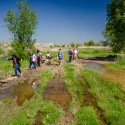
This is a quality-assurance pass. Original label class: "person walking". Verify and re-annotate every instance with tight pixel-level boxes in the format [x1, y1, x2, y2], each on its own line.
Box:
[29, 52, 33, 69]
[32, 52, 36, 69]
[58, 49, 63, 66]
[37, 50, 42, 67]
[8, 54, 22, 78]
[68, 48, 73, 62]
[74, 48, 78, 60]
[46, 52, 51, 65]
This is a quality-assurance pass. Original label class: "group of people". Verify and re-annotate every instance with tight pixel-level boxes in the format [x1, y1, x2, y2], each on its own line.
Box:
[8, 48, 78, 78]
[68, 48, 79, 62]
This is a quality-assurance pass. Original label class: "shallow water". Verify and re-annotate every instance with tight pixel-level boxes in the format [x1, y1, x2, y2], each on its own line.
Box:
[14, 83, 34, 106]
[43, 78, 72, 110]
[83, 62, 125, 84]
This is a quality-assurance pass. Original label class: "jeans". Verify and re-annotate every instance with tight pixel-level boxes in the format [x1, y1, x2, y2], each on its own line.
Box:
[15, 64, 21, 76]
[29, 61, 36, 69]
[32, 61, 36, 69]
[69, 55, 72, 62]
[29, 61, 32, 69]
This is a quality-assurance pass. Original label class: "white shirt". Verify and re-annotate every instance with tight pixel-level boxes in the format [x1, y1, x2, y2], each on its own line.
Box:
[32, 54, 36, 62]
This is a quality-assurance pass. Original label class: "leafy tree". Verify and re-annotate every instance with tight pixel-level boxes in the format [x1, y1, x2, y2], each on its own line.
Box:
[100, 40, 110, 47]
[84, 40, 95, 46]
[4, 0, 38, 58]
[105, 0, 125, 52]
[71, 43, 76, 48]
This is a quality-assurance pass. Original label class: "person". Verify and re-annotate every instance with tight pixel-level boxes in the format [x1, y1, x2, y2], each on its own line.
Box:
[72, 48, 75, 60]
[32, 52, 36, 69]
[46, 52, 51, 65]
[37, 50, 42, 66]
[74, 48, 78, 60]
[58, 49, 63, 66]
[8, 54, 22, 78]
[68, 48, 73, 62]
[29, 52, 33, 69]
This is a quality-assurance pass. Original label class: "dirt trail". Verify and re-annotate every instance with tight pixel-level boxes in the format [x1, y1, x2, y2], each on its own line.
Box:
[0, 65, 54, 101]
[43, 68, 72, 111]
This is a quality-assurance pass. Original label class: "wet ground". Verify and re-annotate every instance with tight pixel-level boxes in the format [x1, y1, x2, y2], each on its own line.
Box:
[83, 62, 125, 84]
[43, 77, 72, 111]
[14, 83, 34, 106]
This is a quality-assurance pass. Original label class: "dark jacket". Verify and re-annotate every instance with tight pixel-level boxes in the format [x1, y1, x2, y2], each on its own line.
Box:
[8, 56, 21, 68]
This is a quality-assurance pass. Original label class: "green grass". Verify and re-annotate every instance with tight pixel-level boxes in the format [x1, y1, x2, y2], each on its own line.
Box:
[81, 69, 125, 125]
[76, 106, 100, 125]
[64, 63, 100, 125]
[106, 55, 125, 70]
[78, 48, 113, 58]
[64, 63, 84, 106]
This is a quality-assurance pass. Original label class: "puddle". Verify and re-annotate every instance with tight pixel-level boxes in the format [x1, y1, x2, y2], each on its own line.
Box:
[83, 79, 106, 125]
[14, 84, 34, 106]
[83, 62, 106, 74]
[83, 62, 125, 84]
[34, 111, 42, 125]
[43, 78, 72, 110]
[0, 87, 14, 100]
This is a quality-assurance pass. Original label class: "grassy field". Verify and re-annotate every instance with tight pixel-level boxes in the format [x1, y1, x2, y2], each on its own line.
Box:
[0, 47, 125, 125]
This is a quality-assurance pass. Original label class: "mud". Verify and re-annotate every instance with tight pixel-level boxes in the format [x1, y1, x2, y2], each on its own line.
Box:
[43, 77, 72, 111]
[34, 111, 42, 125]
[14, 83, 34, 106]
[83, 79, 106, 125]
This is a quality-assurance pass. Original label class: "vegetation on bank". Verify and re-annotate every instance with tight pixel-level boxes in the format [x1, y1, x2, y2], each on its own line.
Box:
[81, 69, 125, 125]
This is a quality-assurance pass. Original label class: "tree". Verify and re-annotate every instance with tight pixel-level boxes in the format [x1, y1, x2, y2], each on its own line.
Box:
[84, 40, 95, 46]
[4, 0, 38, 58]
[100, 40, 110, 47]
[105, 0, 125, 52]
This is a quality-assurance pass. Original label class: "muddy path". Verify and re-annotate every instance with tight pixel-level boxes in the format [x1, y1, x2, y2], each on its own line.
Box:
[43, 69, 72, 111]
[0, 65, 54, 101]
[43, 68, 75, 125]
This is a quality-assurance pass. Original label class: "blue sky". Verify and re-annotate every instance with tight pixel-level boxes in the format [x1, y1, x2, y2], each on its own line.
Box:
[0, 0, 111, 43]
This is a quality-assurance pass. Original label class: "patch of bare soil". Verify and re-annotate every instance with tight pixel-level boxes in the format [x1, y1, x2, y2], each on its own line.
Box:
[59, 112, 74, 125]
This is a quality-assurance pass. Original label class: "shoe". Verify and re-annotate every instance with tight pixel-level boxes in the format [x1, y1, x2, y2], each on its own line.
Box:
[13, 76, 18, 78]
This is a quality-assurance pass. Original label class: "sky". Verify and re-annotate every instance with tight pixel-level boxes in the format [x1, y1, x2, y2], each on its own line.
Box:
[0, 0, 111, 43]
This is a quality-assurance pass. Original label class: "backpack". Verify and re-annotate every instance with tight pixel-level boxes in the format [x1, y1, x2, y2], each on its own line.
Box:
[58, 52, 63, 59]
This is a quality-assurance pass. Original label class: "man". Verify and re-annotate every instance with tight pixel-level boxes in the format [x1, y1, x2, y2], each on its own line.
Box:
[32, 52, 36, 69]
[8, 54, 22, 78]
[58, 49, 63, 66]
